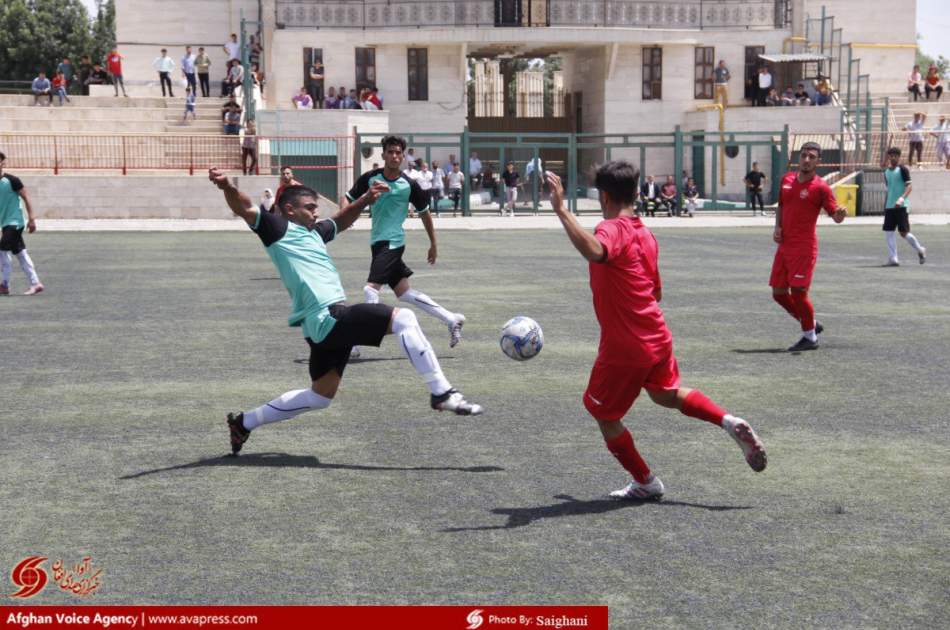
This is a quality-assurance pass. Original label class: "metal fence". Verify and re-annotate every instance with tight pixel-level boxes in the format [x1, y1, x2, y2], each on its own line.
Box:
[789, 131, 949, 171]
[276, 0, 788, 29]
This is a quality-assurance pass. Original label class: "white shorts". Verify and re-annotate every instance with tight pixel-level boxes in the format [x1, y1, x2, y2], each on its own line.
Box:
[506, 187, 518, 203]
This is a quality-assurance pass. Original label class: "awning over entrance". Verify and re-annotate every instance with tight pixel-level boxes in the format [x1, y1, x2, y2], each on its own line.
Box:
[758, 53, 831, 63]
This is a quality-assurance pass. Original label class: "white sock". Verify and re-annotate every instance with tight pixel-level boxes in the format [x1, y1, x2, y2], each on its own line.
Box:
[392, 308, 452, 395]
[885, 231, 898, 261]
[398, 288, 456, 326]
[0, 251, 10, 285]
[803, 329, 818, 342]
[363, 284, 380, 304]
[16, 250, 39, 286]
[904, 232, 924, 253]
[243, 388, 332, 430]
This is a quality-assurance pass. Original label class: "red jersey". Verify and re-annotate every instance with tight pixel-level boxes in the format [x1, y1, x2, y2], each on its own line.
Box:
[51, 76, 66, 89]
[590, 215, 672, 365]
[779, 172, 838, 252]
[107, 53, 122, 76]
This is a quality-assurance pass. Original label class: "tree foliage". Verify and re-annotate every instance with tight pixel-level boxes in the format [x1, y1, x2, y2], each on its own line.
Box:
[915, 33, 948, 78]
[0, 0, 115, 82]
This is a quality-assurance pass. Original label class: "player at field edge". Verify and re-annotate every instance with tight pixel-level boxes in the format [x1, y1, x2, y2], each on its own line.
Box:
[0, 151, 44, 296]
[771, 142, 847, 352]
[347, 135, 465, 360]
[881, 147, 926, 266]
[208, 168, 483, 455]
[546, 162, 766, 500]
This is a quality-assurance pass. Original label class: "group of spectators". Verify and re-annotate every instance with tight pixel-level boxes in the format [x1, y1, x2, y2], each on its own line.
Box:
[752, 65, 833, 107]
[907, 64, 943, 102]
[398, 153, 465, 216]
[156, 33, 263, 100]
[293, 83, 383, 111]
[30, 52, 123, 104]
[636, 174, 699, 217]
[903, 111, 950, 168]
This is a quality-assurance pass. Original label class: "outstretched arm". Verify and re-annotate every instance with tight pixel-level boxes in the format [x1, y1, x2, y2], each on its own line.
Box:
[331, 180, 388, 233]
[209, 167, 257, 226]
[547, 172, 606, 263]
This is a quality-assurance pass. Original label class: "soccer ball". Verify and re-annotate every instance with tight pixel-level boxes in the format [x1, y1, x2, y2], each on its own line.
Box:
[500, 316, 544, 361]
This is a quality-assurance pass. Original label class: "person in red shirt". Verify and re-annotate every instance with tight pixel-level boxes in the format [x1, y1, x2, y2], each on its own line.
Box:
[771, 142, 846, 352]
[106, 48, 128, 97]
[547, 163, 767, 500]
[51, 72, 70, 105]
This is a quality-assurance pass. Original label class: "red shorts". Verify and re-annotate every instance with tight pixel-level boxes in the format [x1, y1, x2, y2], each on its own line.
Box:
[583, 353, 681, 422]
[769, 247, 817, 289]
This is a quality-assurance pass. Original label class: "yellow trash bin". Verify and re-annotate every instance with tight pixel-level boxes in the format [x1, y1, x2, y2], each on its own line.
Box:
[835, 184, 858, 217]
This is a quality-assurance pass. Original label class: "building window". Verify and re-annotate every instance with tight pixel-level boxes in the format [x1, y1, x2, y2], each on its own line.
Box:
[408, 48, 428, 101]
[356, 47, 376, 92]
[694, 47, 714, 99]
[642, 47, 662, 100]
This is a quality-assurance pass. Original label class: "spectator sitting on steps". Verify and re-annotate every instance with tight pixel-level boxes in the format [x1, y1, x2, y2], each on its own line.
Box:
[51, 72, 71, 106]
[223, 105, 241, 135]
[292, 87, 313, 109]
[32, 72, 52, 106]
[221, 94, 241, 121]
[925, 65, 943, 101]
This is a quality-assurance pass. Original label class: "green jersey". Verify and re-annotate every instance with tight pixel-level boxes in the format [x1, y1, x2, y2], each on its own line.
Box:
[252, 210, 345, 343]
[347, 168, 429, 248]
[0, 174, 25, 228]
[884, 165, 911, 210]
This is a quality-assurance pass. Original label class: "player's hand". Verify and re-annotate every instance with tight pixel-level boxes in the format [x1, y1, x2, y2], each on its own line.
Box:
[427, 244, 437, 265]
[27, 218, 36, 234]
[366, 180, 389, 202]
[208, 168, 232, 191]
[546, 171, 564, 212]
[832, 207, 847, 223]
[773, 226, 783, 243]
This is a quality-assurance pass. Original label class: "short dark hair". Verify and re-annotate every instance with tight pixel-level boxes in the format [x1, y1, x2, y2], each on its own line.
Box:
[595, 160, 640, 205]
[800, 142, 822, 157]
[276, 185, 318, 211]
[0, 151, 6, 162]
[280, 165, 293, 173]
[887, 146, 902, 157]
[381, 135, 406, 152]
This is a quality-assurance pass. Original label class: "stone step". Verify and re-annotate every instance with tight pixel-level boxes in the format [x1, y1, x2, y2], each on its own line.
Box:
[0, 105, 223, 121]
[0, 94, 231, 108]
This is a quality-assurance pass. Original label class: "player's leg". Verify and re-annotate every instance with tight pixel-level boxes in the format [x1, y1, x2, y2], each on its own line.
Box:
[0, 250, 11, 294]
[3, 228, 42, 294]
[350, 281, 384, 359]
[786, 286, 819, 351]
[388, 306, 482, 414]
[392, 269, 466, 348]
[883, 209, 900, 264]
[897, 211, 925, 263]
[585, 360, 664, 499]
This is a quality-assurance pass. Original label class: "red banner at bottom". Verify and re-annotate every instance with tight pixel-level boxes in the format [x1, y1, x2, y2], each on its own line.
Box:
[1, 606, 607, 630]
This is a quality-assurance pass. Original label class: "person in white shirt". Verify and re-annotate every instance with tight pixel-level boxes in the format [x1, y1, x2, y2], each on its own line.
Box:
[907, 65, 923, 102]
[756, 66, 772, 107]
[181, 46, 197, 97]
[905, 112, 926, 166]
[224, 34, 240, 62]
[446, 163, 464, 216]
[468, 152, 482, 190]
[524, 156, 544, 212]
[431, 160, 446, 216]
[416, 162, 437, 217]
[931, 114, 950, 169]
[152, 49, 176, 97]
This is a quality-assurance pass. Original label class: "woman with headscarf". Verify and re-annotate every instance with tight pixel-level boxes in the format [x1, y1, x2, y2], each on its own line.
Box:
[259, 188, 274, 214]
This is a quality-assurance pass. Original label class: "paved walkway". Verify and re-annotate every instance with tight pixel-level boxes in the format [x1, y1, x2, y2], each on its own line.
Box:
[39, 213, 950, 232]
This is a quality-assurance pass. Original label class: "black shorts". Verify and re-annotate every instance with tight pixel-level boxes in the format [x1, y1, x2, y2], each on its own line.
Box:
[306, 302, 393, 380]
[0, 226, 26, 254]
[883, 207, 910, 233]
[367, 241, 413, 289]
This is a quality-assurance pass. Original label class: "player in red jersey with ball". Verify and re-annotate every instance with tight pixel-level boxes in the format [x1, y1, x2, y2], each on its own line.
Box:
[547, 162, 766, 500]
[771, 142, 847, 352]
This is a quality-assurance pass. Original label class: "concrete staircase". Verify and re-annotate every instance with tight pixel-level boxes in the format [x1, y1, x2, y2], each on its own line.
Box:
[0, 94, 229, 135]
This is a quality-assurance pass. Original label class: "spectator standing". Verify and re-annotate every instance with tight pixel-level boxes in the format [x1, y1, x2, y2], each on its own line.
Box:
[51, 72, 70, 106]
[681, 169, 690, 191]
[56, 58, 74, 94]
[248, 34, 262, 68]
[308, 61, 324, 108]
[431, 160, 446, 216]
[242, 120, 258, 175]
[195, 47, 211, 97]
[907, 65, 923, 101]
[223, 105, 241, 135]
[153, 49, 175, 97]
[416, 162, 435, 217]
[501, 161, 521, 217]
[338, 86, 350, 108]
[815, 75, 832, 106]
[78, 55, 93, 95]
[324, 86, 339, 109]
[714, 60, 731, 108]
[259, 189, 274, 214]
[468, 152, 482, 190]
[756, 66, 772, 106]
[744, 162, 767, 215]
[905, 112, 926, 166]
[369, 87, 383, 109]
[106, 48, 128, 97]
[273, 166, 303, 213]
[660, 175, 678, 216]
[925, 65, 943, 101]
[181, 46, 197, 97]
[347, 88, 361, 109]
[931, 115, 950, 170]
[182, 86, 196, 122]
[224, 33, 240, 62]
[447, 163, 464, 216]
[292, 87, 313, 109]
[683, 178, 699, 217]
[31, 72, 52, 106]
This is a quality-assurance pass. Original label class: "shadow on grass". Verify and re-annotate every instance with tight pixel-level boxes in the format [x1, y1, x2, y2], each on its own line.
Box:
[249, 277, 281, 281]
[120, 452, 504, 480]
[442, 494, 753, 531]
[731, 348, 788, 354]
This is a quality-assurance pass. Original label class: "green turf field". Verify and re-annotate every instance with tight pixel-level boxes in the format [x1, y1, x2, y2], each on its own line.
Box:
[2, 225, 948, 627]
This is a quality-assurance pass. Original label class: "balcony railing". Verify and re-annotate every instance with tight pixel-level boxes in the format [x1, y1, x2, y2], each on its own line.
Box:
[276, 0, 789, 30]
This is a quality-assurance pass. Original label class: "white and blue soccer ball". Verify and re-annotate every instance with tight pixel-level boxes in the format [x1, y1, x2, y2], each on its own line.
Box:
[500, 316, 544, 361]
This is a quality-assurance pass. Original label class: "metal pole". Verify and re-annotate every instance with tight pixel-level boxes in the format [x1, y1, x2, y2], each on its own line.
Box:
[673, 125, 683, 202]
[461, 127, 470, 216]
[568, 133, 577, 214]
[819, 6, 826, 57]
